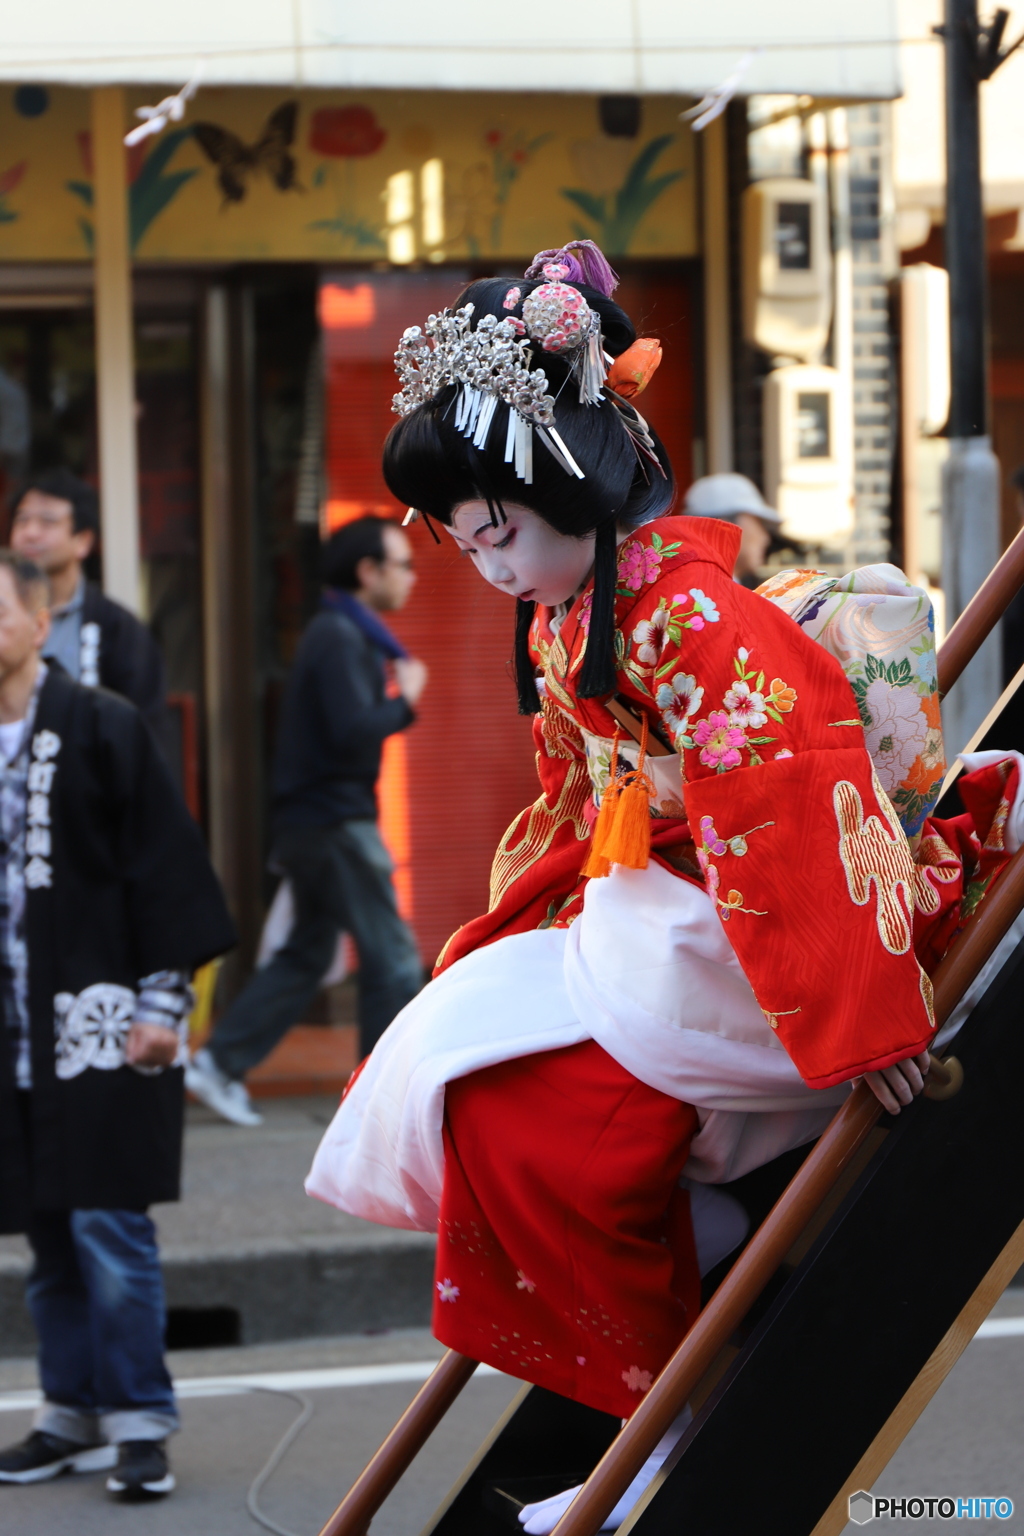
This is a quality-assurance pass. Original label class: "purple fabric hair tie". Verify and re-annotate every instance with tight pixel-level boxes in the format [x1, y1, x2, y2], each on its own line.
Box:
[524, 240, 619, 298]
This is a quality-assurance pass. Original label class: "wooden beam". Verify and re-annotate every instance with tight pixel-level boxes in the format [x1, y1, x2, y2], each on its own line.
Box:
[811, 1216, 1024, 1536]
[199, 284, 265, 981]
[91, 86, 140, 614]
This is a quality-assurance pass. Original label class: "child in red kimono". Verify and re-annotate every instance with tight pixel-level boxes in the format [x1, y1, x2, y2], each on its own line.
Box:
[308, 243, 1018, 1531]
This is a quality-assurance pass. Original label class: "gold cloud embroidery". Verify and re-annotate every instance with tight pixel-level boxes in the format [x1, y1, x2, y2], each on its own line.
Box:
[833, 779, 915, 955]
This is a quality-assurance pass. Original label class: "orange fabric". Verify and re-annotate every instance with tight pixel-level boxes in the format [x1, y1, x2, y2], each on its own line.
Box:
[607, 337, 663, 400]
[435, 1040, 700, 1418]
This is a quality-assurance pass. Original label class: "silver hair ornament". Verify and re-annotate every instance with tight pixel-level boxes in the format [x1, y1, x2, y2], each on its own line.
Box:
[392, 303, 585, 484]
[393, 305, 555, 425]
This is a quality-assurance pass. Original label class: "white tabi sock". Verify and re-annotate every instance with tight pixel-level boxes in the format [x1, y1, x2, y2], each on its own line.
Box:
[517, 1405, 692, 1535]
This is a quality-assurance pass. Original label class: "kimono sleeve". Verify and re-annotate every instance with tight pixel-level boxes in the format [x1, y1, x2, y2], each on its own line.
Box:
[632, 564, 935, 1089]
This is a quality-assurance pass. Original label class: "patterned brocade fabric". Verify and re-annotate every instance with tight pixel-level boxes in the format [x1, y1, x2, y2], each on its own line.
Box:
[756, 564, 945, 840]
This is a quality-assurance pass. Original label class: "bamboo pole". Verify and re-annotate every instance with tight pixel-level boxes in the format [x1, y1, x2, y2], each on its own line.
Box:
[938, 521, 1024, 697]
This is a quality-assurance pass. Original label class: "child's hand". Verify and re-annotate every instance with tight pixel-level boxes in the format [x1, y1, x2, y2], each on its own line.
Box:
[863, 1050, 931, 1114]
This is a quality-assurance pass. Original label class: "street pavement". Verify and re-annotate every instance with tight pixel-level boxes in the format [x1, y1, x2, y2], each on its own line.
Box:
[837, 1284, 1024, 1532]
[0, 1328, 520, 1536]
[1, 1292, 1022, 1535]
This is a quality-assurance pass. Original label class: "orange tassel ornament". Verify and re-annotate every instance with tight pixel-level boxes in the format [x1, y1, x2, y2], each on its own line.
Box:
[583, 730, 621, 879]
[601, 713, 653, 870]
[584, 719, 654, 877]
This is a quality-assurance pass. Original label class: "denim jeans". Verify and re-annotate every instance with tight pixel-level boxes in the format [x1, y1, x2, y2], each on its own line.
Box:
[211, 818, 423, 1072]
[25, 1208, 178, 1445]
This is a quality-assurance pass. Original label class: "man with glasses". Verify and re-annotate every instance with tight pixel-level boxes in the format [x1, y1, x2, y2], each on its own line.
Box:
[9, 469, 164, 724]
[186, 516, 427, 1125]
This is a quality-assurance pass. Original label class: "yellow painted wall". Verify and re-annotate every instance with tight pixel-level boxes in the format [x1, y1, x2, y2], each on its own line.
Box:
[0, 86, 697, 263]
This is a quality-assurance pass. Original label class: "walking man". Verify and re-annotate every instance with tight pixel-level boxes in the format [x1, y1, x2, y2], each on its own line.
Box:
[187, 516, 426, 1127]
[9, 468, 165, 722]
[0, 550, 235, 1499]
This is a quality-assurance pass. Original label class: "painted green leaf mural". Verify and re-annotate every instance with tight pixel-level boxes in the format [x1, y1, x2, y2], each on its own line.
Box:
[66, 128, 198, 253]
[561, 134, 685, 254]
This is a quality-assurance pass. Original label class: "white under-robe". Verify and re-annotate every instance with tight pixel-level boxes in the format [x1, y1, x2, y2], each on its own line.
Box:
[306, 859, 851, 1232]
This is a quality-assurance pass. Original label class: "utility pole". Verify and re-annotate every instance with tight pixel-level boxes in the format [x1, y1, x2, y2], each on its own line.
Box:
[940, 1, 1021, 751]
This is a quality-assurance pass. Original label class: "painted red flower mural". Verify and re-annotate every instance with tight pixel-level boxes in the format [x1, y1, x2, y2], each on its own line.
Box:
[310, 106, 386, 158]
[0, 161, 27, 197]
[0, 160, 26, 224]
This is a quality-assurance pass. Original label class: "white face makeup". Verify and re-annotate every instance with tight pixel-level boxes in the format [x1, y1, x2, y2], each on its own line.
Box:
[447, 501, 596, 607]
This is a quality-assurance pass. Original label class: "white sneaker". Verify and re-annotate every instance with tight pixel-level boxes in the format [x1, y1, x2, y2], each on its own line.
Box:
[184, 1048, 263, 1127]
[517, 1406, 692, 1534]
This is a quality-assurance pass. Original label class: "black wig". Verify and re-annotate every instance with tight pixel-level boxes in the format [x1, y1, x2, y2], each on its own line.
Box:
[382, 272, 675, 712]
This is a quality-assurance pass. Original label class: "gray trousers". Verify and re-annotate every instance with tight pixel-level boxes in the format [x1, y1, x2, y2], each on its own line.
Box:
[210, 819, 423, 1072]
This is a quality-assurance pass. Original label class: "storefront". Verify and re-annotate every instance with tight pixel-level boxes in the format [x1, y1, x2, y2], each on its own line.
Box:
[0, 83, 702, 979]
[0, 6, 904, 989]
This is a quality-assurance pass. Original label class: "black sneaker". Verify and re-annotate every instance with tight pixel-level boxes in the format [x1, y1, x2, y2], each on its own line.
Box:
[106, 1439, 175, 1499]
[0, 1429, 115, 1484]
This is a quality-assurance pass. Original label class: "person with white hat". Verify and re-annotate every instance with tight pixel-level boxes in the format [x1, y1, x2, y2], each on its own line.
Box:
[683, 473, 782, 584]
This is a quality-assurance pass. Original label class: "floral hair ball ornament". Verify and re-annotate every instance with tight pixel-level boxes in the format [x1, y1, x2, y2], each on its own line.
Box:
[522, 281, 591, 353]
[522, 280, 607, 406]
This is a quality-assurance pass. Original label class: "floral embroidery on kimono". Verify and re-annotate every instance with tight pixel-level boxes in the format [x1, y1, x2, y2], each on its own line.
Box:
[439, 517, 1009, 1092]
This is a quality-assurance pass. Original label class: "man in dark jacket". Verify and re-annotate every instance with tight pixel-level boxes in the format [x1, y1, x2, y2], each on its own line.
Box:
[186, 516, 426, 1126]
[9, 468, 165, 724]
[0, 550, 235, 1500]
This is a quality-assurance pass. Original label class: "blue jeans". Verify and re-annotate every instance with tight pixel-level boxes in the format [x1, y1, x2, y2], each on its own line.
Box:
[25, 1208, 178, 1445]
[211, 818, 423, 1070]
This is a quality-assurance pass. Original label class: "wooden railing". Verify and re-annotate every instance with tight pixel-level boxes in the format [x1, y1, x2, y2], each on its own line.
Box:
[317, 528, 1024, 1536]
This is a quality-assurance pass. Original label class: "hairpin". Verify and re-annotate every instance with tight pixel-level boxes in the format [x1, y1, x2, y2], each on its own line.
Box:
[602, 390, 667, 479]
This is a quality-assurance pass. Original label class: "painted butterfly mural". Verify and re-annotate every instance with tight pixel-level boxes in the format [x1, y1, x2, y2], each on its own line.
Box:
[192, 101, 301, 205]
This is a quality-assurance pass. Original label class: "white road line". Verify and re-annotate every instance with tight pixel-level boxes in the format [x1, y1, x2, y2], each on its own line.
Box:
[2, 1322, 1023, 1417]
[974, 1316, 1024, 1339]
[0, 1358, 501, 1414]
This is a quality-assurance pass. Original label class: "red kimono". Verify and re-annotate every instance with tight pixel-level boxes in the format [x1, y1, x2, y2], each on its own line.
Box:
[423, 518, 1012, 1417]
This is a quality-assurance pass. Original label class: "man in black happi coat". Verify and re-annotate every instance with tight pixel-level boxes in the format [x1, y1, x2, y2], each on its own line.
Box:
[0, 551, 235, 1501]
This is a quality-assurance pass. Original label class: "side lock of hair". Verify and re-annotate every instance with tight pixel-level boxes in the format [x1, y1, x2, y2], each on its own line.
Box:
[577, 518, 619, 699]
